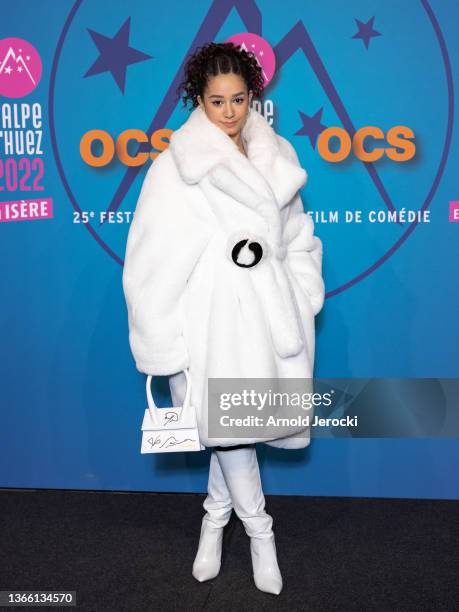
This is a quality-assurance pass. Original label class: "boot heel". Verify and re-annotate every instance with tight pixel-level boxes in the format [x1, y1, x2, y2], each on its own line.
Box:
[250, 534, 283, 595]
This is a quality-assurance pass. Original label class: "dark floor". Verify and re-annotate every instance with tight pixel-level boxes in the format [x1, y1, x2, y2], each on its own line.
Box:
[0, 489, 458, 611]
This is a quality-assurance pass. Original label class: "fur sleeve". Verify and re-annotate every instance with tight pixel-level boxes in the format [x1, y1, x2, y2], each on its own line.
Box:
[122, 151, 211, 375]
[278, 136, 325, 316]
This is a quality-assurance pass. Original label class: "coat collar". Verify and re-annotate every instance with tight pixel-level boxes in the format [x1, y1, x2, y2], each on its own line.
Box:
[169, 105, 307, 212]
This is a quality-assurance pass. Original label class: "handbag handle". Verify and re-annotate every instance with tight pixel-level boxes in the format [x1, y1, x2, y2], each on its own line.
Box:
[146, 369, 192, 425]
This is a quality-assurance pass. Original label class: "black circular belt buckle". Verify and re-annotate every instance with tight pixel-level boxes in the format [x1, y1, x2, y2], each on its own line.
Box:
[226, 232, 269, 269]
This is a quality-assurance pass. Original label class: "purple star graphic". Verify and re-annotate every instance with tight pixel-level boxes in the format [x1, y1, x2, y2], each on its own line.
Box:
[294, 108, 327, 149]
[352, 16, 382, 50]
[84, 17, 152, 93]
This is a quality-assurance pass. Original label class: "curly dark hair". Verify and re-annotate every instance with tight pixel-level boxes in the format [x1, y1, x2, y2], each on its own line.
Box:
[176, 42, 264, 110]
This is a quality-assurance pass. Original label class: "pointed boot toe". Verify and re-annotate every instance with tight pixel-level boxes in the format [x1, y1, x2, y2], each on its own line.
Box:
[192, 521, 223, 582]
[250, 535, 283, 595]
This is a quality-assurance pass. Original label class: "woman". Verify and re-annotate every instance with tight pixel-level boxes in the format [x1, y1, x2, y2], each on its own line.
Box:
[122, 42, 325, 595]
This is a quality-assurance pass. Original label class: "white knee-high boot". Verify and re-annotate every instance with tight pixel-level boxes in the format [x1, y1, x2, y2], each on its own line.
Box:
[192, 450, 233, 582]
[214, 446, 283, 595]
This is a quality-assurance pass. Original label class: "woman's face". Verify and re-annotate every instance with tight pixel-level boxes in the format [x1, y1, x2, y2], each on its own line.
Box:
[197, 72, 252, 138]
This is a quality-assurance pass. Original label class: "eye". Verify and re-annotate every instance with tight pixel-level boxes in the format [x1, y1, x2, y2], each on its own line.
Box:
[211, 98, 245, 106]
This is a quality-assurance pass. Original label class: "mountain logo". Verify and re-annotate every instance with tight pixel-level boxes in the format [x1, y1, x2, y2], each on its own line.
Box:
[0, 37, 42, 98]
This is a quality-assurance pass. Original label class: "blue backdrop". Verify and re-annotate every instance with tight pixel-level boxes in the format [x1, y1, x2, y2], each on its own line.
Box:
[1, 0, 458, 499]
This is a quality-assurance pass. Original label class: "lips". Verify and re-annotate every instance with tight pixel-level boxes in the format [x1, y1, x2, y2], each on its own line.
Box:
[223, 120, 237, 126]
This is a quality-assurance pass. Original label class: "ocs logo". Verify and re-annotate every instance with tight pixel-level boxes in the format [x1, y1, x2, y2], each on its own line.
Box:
[317, 125, 415, 162]
[79, 123, 416, 166]
[79, 128, 172, 167]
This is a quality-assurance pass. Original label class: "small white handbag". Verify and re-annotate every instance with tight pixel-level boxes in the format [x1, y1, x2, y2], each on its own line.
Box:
[140, 369, 204, 453]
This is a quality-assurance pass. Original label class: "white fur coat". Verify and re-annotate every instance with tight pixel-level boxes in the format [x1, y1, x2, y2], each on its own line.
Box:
[122, 105, 325, 449]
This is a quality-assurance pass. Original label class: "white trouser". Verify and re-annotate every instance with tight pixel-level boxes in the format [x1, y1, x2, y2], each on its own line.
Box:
[214, 445, 273, 539]
[202, 450, 233, 527]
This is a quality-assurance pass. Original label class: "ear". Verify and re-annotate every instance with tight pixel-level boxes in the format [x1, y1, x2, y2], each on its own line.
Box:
[197, 95, 203, 109]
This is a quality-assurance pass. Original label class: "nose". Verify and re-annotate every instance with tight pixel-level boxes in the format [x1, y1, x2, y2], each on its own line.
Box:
[224, 101, 235, 118]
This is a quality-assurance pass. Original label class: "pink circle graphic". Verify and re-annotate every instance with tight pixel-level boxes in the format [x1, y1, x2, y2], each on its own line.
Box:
[225, 33, 275, 88]
[0, 37, 42, 98]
